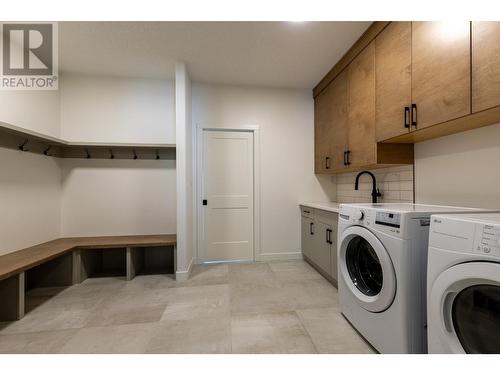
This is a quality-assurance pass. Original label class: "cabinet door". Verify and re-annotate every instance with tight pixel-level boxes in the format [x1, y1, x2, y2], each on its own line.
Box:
[314, 71, 348, 173]
[329, 70, 349, 172]
[301, 216, 314, 261]
[312, 221, 332, 275]
[314, 87, 332, 173]
[411, 21, 471, 129]
[375, 22, 412, 141]
[472, 22, 500, 113]
[348, 41, 376, 167]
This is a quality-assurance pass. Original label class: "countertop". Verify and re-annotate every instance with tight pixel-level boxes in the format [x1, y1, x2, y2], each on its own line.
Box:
[300, 202, 340, 213]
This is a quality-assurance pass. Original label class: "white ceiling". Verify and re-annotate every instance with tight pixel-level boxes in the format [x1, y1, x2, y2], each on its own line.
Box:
[59, 21, 370, 89]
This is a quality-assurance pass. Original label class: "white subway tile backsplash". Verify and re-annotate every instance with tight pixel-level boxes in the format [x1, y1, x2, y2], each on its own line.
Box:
[383, 191, 401, 200]
[399, 171, 413, 181]
[334, 165, 414, 204]
[400, 190, 414, 201]
[399, 180, 413, 191]
[387, 181, 401, 191]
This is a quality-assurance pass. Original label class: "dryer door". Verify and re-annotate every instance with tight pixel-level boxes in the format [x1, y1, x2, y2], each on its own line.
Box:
[339, 226, 396, 312]
[429, 262, 500, 353]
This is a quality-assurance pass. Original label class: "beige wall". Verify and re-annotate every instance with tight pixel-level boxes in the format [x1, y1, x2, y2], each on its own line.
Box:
[60, 74, 176, 144]
[0, 89, 60, 138]
[0, 148, 61, 255]
[192, 83, 336, 260]
[59, 158, 176, 237]
[415, 123, 500, 209]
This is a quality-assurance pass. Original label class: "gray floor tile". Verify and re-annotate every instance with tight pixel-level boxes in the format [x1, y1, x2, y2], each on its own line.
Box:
[297, 307, 375, 354]
[85, 303, 167, 328]
[161, 284, 230, 321]
[175, 264, 229, 287]
[0, 329, 78, 353]
[146, 317, 231, 354]
[58, 322, 157, 353]
[0, 307, 95, 335]
[121, 274, 177, 292]
[231, 311, 317, 354]
[228, 262, 278, 286]
[268, 260, 323, 282]
[230, 282, 291, 315]
[281, 278, 339, 310]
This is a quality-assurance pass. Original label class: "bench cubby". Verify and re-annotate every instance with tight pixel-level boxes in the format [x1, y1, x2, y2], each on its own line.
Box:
[127, 246, 175, 280]
[77, 248, 127, 281]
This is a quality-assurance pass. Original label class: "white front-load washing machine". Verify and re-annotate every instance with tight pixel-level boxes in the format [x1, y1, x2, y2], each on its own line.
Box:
[428, 212, 500, 354]
[337, 203, 490, 354]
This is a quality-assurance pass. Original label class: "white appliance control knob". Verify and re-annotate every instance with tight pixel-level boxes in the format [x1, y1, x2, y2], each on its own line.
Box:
[355, 210, 365, 221]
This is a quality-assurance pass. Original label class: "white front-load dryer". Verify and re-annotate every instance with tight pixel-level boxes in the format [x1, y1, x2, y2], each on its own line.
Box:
[427, 213, 500, 353]
[338, 203, 492, 354]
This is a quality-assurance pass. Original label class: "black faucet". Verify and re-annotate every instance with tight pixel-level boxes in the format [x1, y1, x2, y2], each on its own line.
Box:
[355, 171, 382, 204]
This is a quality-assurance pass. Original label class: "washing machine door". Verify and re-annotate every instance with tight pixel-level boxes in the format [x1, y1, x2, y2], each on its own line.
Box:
[429, 262, 500, 353]
[339, 226, 396, 312]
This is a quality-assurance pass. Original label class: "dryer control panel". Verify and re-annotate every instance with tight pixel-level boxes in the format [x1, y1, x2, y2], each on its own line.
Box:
[475, 224, 500, 256]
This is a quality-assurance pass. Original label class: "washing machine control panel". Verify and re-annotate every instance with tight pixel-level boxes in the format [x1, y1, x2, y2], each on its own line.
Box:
[338, 206, 404, 237]
[375, 212, 401, 229]
[475, 224, 500, 256]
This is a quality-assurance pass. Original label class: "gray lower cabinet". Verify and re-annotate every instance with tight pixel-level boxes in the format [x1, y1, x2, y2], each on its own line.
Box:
[300, 206, 338, 286]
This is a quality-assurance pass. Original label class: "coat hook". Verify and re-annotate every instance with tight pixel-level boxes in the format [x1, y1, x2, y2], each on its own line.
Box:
[19, 138, 29, 152]
[85, 148, 91, 159]
[155, 150, 160, 160]
[109, 149, 115, 159]
[133, 149, 138, 160]
[43, 145, 52, 156]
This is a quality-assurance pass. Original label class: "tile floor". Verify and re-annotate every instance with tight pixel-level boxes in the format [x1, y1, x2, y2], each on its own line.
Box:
[0, 260, 375, 354]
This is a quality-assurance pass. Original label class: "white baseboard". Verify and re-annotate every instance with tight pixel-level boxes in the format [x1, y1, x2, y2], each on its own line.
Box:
[258, 252, 304, 262]
[175, 257, 194, 282]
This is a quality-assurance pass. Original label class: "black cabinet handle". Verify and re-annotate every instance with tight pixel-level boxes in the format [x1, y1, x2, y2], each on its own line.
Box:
[310, 222, 314, 235]
[411, 103, 417, 128]
[404, 106, 410, 128]
[346, 150, 351, 166]
[326, 229, 333, 244]
[325, 156, 330, 170]
[202, 199, 208, 206]
[343, 151, 347, 166]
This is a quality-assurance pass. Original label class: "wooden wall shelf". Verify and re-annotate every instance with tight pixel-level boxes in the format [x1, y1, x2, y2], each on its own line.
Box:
[0, 120, 176, 160]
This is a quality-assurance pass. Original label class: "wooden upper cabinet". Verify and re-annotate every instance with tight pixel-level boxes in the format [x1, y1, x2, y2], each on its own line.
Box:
[411, 21, 471, 129]
[314, 84, 333, 173]
[472, 22, 500, 113]
[328, 70, 349, 171]
[348, 41, 376, 168]
[375, 21, 412, 141]
[314, 70, 348, 173]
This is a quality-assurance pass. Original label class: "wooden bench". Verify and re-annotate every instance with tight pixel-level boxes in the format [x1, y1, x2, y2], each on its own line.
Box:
[0, 235, 176, 322]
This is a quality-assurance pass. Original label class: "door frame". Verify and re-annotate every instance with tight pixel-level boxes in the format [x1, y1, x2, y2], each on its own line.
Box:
[194, 124, 261, 264]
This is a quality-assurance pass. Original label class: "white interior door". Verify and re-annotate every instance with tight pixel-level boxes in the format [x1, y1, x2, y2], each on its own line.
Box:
[201, 130, 254, 262]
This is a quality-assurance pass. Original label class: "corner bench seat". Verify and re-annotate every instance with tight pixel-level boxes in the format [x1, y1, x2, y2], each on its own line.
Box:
[0, 234, 177, 282]
[0, 234, 176, 322]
